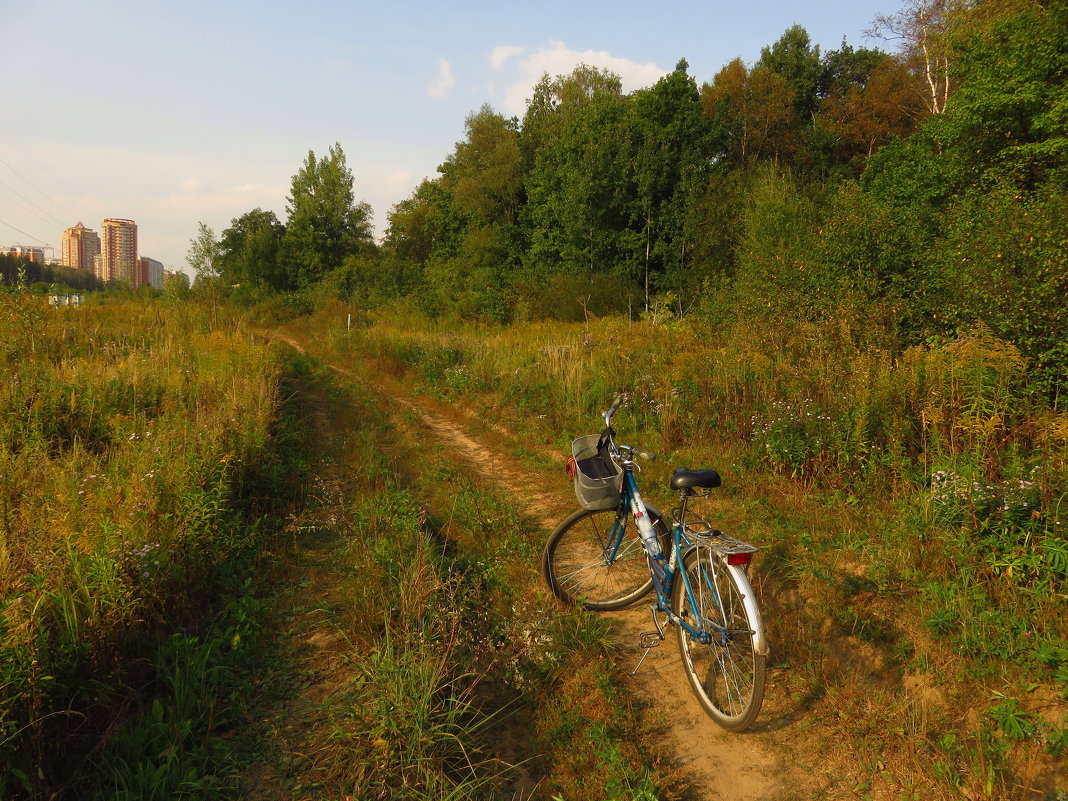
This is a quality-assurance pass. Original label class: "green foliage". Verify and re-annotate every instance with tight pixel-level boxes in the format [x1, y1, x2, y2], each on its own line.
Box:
[752, 397, 840, 479]
[217, 208, 286, 292]
[280, 143, 374, 288]
[0, 254, 103, 293]
[731, 165, 822, 317]
[987, 693, 1034, 741]
[926, 186, 1068, 392]
[936, 0, 1068, 192]
[0, 296, 288, 797]
[756, 24, 823, 120]
[628, 60, 715, 303]
[511, 272, 636, 322]
[522, 76, 635, 283]
[186, 222, 221, 281]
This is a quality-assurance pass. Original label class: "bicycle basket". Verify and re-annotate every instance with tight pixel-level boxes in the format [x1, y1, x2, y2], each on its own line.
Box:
[571, 434, 622, 510]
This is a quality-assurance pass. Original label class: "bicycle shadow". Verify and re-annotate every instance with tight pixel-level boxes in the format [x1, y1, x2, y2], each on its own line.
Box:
[743, 673, 826, 734]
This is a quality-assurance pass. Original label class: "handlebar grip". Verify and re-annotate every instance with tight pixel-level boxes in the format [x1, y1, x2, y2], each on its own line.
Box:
[634, 448, 656, 462]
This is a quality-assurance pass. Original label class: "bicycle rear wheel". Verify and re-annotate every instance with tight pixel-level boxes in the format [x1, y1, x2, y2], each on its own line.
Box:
[672, 547, 766, 731]
[542, 506, 668, 611]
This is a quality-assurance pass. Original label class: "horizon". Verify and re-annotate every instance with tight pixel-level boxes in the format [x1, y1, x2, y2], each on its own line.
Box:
[3, 0, 897, 276]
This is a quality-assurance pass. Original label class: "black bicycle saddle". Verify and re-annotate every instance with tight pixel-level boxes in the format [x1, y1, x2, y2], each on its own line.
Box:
[670, 467, 721, 491]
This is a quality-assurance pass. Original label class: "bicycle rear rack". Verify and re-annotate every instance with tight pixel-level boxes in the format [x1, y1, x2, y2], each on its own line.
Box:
[685, 527, 760, 559]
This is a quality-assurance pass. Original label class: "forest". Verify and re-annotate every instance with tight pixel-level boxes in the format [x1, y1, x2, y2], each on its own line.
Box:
[191, 0, 1066, 395]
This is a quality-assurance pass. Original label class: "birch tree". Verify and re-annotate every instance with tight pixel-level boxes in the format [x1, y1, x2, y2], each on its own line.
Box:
[868, 0, 962, 114]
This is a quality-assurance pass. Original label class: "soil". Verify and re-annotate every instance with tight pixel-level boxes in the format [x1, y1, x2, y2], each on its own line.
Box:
[268, 329, 796, 800]
[253, 324, 1068, 801]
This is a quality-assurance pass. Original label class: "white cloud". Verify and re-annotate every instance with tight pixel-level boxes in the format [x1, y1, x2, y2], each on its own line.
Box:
[229, 183, 284, 195]
[179, 178, 201, 192]
[385, 170, 413, 191]
[497, 41, 668, 116]
[490, 45, 524, 71]
[426, 58, 455, 98]
[148, 184, 288, 221]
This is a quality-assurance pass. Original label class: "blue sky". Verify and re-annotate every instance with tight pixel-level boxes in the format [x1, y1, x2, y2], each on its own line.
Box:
[2, 0, 898, 274]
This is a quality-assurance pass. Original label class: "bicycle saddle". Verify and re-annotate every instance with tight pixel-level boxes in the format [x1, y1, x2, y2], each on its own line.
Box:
[670, 467, 721, 490]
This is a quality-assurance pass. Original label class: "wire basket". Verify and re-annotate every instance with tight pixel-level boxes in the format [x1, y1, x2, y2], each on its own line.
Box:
[571, 434, 622, 510]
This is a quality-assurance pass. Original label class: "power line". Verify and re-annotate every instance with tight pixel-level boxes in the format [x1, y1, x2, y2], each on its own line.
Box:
[0, 135, 85, 215]
[0, 217, 50, 246]
[0, 154, 79, 222]
[0, 185, 67, 243]
[0, 176, 68, 228]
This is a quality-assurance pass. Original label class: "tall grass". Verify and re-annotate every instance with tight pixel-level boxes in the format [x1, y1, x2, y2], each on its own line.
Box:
[0, 292, 285, 797]
[250, 354, 664, 800]
[285, 300, 1068, 798]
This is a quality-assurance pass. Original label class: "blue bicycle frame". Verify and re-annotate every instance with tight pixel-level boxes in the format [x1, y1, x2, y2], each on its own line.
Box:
[611, 467, 767, 653]
[547, 396, 769, 730]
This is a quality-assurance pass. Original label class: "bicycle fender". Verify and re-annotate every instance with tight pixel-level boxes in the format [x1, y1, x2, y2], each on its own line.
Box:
[728, 563, 770, 657]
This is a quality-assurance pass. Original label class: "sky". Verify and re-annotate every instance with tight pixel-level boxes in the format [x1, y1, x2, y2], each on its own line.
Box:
[2, 0, 899, 276]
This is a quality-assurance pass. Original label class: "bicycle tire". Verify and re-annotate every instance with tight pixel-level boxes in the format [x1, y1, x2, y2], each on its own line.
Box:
[672, 547, 766, 731]
[542, 505, 669, 611]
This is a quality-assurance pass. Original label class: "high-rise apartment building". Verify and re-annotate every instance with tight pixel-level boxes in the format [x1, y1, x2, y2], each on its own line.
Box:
[99, 218, 137, 283]
[136, 256, 164, 290]
[61, 222, 101, 272]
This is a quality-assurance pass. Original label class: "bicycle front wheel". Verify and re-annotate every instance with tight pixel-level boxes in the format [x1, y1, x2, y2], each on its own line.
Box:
[672, 547, 766, 731]
[543, 506, 668, 611]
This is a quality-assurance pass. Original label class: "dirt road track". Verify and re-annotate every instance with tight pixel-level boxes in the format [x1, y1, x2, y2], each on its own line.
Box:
[270, 331, 786, 801]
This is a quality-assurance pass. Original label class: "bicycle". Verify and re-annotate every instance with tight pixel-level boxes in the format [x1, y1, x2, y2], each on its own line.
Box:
[542, 397, 769, 731]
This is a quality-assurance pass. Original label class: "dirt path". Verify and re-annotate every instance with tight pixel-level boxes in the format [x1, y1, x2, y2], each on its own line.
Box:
[268, 330, 786, 801]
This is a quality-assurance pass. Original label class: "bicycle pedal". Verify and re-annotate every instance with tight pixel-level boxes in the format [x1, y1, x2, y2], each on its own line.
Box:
[638, 631, 663, 650]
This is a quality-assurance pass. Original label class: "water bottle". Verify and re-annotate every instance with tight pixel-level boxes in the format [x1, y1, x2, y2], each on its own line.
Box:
[630, 490, 662, 559]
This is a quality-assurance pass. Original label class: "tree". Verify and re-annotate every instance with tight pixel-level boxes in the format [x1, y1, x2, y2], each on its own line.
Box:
[629, 60, 714, 305]
[218, 209, 286, 290]
[186, 222, 221, 280]
[521, 64, 623, 163]
[823, 56, 922, 164]
[930, 0, 1068, 191]
[756, 24, 824, 120]
[380, 178, 467, 310]
[522, 84, 634, 281]
[279, 143, 374, 288]
[163, 271, 190, 300]
[701, 59, 795, 167]
[868, 0, 964, 114]
[819, 40, 891, 99]
[384, 179, 458, 268]
[864, 0, 1068, 201]
[442, 105, 524, 226]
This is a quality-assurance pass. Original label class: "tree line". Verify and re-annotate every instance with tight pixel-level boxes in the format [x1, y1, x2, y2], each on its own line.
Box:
[197, 0, 1067, 391]
[0, 254, 103, 293]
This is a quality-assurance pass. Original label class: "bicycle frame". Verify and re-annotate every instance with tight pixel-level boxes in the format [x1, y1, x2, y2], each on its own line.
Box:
[546, 398, 769, 730]
[610, 465, 769, 656]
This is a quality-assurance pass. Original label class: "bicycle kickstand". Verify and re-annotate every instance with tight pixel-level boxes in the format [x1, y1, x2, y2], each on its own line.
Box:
[631, 604, 667, 675]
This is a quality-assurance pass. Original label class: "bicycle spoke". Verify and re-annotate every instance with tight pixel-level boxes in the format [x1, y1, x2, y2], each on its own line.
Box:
[674, 548, 766, 731]
[544, 507, 664, 609]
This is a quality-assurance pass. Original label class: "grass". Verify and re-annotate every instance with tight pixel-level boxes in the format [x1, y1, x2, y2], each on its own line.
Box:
[6, 285, 1063, 798]
[242, 338, 673, 800]
[0, 291, 299, 798]
[280, 299, 1068, 799]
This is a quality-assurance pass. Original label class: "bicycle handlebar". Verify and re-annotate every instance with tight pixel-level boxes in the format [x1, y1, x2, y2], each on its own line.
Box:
[631, 447, 656, 462]
[603, 395, 625, 428]
[602, 396, 656, 464]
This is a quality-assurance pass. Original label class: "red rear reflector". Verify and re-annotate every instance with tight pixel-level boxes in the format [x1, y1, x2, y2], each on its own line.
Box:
[565, 456, 577, 478]
[727, 553, 752, 566]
